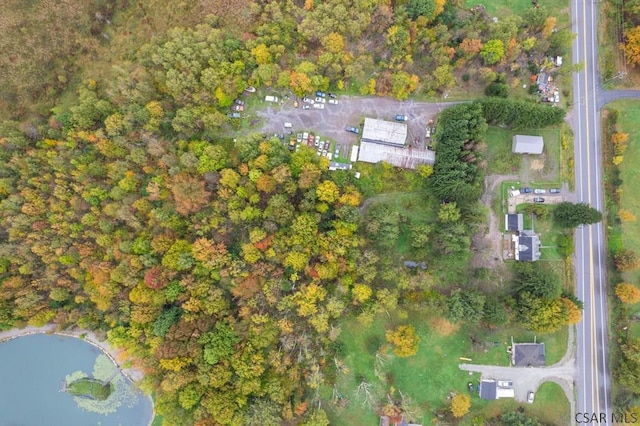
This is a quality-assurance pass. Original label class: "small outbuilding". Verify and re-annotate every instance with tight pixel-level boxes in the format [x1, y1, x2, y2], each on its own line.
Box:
[479, 379, 515, 400]
[512, 135, 544, 154]
[505, 214, 524, 232]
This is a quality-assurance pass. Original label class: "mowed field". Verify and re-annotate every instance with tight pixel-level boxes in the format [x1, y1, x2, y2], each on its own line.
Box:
[612, 101, 640, 284]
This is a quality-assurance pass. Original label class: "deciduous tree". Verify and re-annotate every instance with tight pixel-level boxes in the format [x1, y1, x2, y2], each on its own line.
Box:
[385, 325, 420, 357]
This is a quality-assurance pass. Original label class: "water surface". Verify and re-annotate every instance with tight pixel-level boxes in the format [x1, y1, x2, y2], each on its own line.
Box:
[0, 334, 153, 426]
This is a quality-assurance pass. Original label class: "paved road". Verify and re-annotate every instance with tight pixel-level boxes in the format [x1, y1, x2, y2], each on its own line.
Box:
[572, 0, 611, 420]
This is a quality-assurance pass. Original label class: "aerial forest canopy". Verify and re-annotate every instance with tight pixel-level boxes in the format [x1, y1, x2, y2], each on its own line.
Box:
[0, 0, 572, 424]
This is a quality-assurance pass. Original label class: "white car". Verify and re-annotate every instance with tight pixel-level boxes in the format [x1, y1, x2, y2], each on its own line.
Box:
[328, 99, 338, 105]
[313, 103, 325, 109]
[527, 391, 534, 403]
[533, 189, 546, 194]
[315, 97, 326, 103]
[554, 91, 560, 103]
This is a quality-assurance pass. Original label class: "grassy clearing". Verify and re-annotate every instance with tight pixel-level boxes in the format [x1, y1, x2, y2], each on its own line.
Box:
[484, 127, 561, 183]
[324, 311, 569, 424]
[463, 0, 570, 23]
[610, 101, 640, 284]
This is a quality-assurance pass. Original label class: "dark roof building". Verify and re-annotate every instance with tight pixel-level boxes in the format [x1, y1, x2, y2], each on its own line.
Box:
[505, 214, 524, 232]
[479, 379, 515, 400]
[512, 342, 546, 367]
[516, 230, 541, 262]
[512, 135, 544, 154]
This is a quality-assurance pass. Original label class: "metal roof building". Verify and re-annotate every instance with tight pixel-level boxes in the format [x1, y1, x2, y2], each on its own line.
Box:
[512, 135, 544, 154]
[357, 141, 435, 169]
[361, 118, 408, 147]
[479, 379, 515, 400]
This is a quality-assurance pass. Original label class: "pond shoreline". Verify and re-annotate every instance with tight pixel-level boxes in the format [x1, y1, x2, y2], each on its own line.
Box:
[0, 325, 155, 425]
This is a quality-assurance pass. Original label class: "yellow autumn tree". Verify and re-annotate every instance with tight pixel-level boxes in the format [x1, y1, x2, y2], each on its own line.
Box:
[619, 209, 637, 222]
[622, 26, 640, 67]
[451, 393, 471, 418]
[562, 298, 582, 325]
[616, 283, 640, 304]
[385, 325, 420, 357]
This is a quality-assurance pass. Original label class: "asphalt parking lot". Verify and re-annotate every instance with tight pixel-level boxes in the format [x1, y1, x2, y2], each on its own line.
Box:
[256, 95, 460, 151]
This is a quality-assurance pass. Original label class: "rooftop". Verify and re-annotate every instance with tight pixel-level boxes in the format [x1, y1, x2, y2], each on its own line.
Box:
[505, 213, 524, 232]
[357, 141, 435, 169]
[362, 117, 408, 147]
[512, 342, 546, 367]
[512, 135, 544, 155]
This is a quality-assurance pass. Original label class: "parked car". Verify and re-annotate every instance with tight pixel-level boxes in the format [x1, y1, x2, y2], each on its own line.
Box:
[315, 90, 326, 97]
[284, 122, 292, 128]
[265, 95, 279, 102]
[302, 96, 313, 103]
[533, 189, 546, 194]
[345, 126, 359, 134]
[328, 99, 338, 105]
[227, 112, 241, 118]
[312, 103, 325, 109]
[527, 391, 535, 403]
[328, 93, 337, 98]
[533, 197, 545, 203]
[550, 188, 561, 194]
[302, 132, 309, 141]
[395, 114, 408, 122]
[520, 187, 532, 194]
[334, 147, 340, 156]
[554, 91, 560, 103]
[232, 104, 244, 111]
[426, 127, 431, 138]
[314, 138, 320, 147]
[314, 97, 326, 103]
[324, 141, 330, 151]
[303, 105, 311, 110]
[234, 99, 245, 105]
[244, 86, 256, 93]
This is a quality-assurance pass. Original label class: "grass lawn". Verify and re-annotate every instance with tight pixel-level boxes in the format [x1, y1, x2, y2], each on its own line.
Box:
[484, 127, 562, 184]
[463, 0, 570, 24]
[466, 381, 570, 425]
[610, 101, 640, 284]
[323, 311, 569, 424]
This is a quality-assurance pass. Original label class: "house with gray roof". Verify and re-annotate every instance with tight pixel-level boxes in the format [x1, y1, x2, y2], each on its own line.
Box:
[511, 340, 546, 367]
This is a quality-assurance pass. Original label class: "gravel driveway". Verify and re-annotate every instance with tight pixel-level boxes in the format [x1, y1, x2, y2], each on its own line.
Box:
[256, 96, 460, 152]
[459, 326, 576, 419]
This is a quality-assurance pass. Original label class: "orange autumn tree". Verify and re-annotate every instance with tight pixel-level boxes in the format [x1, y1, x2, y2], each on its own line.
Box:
[385, 325, 420, 357]
[622, 26, 640, 67]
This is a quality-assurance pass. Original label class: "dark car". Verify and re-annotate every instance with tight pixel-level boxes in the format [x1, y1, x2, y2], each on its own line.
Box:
[520, 187, 532, 194]
[329, 93, 337, 98]
[533, 197, 545, 203]
[303, 105, 311, 110]
[324, 141, 330, 151]
[315, 90, 325, 97]
[345, 126, 359, 134]
[550, 188, 561, 194]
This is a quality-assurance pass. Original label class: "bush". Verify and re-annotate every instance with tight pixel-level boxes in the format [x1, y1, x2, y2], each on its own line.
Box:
[485, 83, 508, 98]
[615, 249, 640, 272]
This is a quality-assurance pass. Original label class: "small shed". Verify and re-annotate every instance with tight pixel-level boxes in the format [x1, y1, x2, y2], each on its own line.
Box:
[479, 379, 515, 400]
[505, 214, 524, 232]
[512, 135, 544, 154]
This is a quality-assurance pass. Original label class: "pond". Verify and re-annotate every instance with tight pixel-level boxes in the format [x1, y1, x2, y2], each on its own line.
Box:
[0, 333, 153, 426]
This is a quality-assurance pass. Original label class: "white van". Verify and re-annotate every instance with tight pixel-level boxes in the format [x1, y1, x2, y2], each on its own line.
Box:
[284, 122, 292, 128]
[265, 95, 279, 102]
